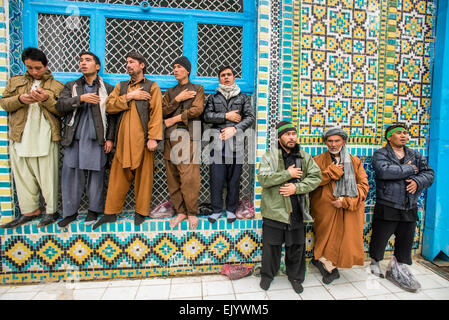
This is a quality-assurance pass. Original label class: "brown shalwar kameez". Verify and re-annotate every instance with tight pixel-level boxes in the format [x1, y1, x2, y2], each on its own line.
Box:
[104, 79, 163, 216]
[310, 152, 369, 268]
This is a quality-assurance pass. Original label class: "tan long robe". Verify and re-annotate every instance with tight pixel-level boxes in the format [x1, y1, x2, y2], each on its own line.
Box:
[310, 151, 369, 268]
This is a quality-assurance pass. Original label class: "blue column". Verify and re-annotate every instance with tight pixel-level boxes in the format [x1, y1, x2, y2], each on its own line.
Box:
[423, 0, 449, 261]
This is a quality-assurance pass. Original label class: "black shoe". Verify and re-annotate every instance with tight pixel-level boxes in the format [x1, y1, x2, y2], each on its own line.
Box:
[57, 213, 78, 228]
[259, 277, 272, 291]
[0, 214, 40, 229]
[289, 279, 304, 294]
[84, 210, 99, 225]
[311, 259, 331, 277]
[227, 217, 237, 223]
[322, 268, 340, 285]
[92, 214, 117, 230]
[134, 213, 146, 226]
[385, 269, 420, 293]
[37, 212, 60, 228]
[208, 217, 218, 224]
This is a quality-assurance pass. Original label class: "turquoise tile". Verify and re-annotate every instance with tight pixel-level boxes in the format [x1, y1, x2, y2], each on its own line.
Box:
[165, 221, 171, 230]
[157, 222, 163, 230]
[78, 223, 85, 232]
[71, 224, 77, 233]
[109, 223, 116, 232]
[125, 222, 132, 232]
[142, 222, 148, 232]
[135, 225, 141, 232]
[219, 220, 225, 229]
[150, 222, 156, 231]
[16, 226, 22, 234]
[117, 223, 123, 232]
[203, 220, 210, 230]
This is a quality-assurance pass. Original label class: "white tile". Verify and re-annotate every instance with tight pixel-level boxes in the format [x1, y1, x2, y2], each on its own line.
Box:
[33, 290, 70, 300]
[108, 279, 141, 287]
[235, 292, 268, 300]
[303, 273, 324, 288]
[201, 274, 229, 282]
[6, 284, 48, 293]
[202, 280, 234, 296]
[326, 283, 365, 300]
[170, 296, 202, 300]
[267, 276, 293, 291]
[267, 288, 301, 300]
[394, 290, 432, 300]
[70, 280, 111, 290]
[413, 274, 443, 290]
[430, 275, 449, 288]
[340, 268, 371, 282]
[102, 286, 139, 300]
[140, 278, 171, 286]
[344, 297, 368, 300]
[73, 288, 106, 300]
[0, 291, 38, 300]
[352, 279, 391, 297]
[409, 263, 434, 275]
[171, 276, 202, 284]
[0, 286, 11, 294]
[421, 288, 449, 300]
[378, 278, 405, 293]
[367, 293, 400, 300]
[300, 286, 334, 300]
[203, 294, 236, 300]
[169, 283, 202, 299]
[135, 284, 170, 300]
[232, 276, 264, 294]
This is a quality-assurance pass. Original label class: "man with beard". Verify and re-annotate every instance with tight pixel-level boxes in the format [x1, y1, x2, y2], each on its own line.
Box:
[93, 52, 163, 229]
[310, 127, 369, 284]
[369, 123, 434, 292]
[203, 65, 254, 223]
[257, 121, 321, 294]
[55, 52, 116, 227]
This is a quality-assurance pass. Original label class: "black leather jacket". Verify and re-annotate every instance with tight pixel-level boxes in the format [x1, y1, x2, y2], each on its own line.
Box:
[372, 143, 434, 210]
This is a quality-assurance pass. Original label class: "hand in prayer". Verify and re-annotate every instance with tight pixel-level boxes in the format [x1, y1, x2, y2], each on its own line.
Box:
[127, 87, 151, 101]
[29, 87, 49, 102]
[104, 140, 113, 154]
[147, 139, 158, 152]
[287, 164, 303, 179]
[175, 89, 197, 102]
[220, 127, 236, 140]
[280, 183, 296, 197]
[80, 93, 101, 104]
[225, 110, 241, 123]
[405, 179, 418, 194]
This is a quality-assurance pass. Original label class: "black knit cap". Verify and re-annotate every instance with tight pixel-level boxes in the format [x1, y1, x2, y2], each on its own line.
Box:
[173, 56, 191, 74]
[276, 121, 297, 138]
[384, 123, 407, 140]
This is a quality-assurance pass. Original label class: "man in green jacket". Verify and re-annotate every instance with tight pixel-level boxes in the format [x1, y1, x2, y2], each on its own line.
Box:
[257, 121, 322, 294]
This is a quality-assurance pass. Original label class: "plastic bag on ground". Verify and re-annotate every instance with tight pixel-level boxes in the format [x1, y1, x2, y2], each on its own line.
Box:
[149, 201, 175, 219]
[235, 200, 255, 220]
[198, 203, 213, 216]
[221, 264, 253, 280]
[385, 256, 421, 292]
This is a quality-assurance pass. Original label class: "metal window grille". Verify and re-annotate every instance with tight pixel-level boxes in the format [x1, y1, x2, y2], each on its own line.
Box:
[37, 13, 91, 73]
[197, 24, 243, 78]
[68, 0, 244, 12]
[105, 18, 183, 74]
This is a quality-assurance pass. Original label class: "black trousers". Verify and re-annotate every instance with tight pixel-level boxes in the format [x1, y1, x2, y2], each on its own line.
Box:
[260, 225, 306, 283]
[210, 163, 242, 214]
[368, 217, 417, 265]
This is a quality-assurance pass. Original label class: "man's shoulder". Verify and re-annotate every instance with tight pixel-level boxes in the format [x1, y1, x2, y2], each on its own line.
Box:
[8, 74, 28, 86]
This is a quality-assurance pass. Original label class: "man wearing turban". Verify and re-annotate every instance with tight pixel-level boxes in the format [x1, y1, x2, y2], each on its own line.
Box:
[310, 127, 369, 284]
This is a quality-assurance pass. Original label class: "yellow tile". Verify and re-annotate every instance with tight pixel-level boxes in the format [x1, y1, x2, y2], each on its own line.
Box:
[0, 188, 12, 196]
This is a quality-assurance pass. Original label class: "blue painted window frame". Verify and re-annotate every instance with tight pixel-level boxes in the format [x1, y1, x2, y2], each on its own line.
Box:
[22, 0, 256, 94]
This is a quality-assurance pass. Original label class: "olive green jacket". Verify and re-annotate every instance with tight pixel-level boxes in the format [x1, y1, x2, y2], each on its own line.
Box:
[257, 145, 322, 224]
[0, 70, 64, 142]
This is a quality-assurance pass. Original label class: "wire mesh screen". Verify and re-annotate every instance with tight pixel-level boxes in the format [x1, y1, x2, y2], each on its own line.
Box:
[105, 18, 183, 74]
[68, 0, 244, 12]
[197, 24, 243, 78]
[37, 14, 91, 73]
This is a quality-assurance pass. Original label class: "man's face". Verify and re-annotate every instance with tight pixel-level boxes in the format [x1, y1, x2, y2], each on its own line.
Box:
[80, 54, 100, 76]
[325, 135, 346, 155]
[278, 130, 297, 150]
[173, 64, 189, 82]
[219, 68, 236, 86]
[126, 57, 144, 77]
[24, 59, 48, 80]
[387, 129, 409, 148]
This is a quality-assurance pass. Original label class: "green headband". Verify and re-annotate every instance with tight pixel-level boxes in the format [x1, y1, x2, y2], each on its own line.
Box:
[277, 123, 296, 133]
[386, 127, 406, 139]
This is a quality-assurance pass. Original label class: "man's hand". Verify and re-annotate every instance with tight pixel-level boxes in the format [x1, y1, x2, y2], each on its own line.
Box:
[175, 89, 196, 102]
[220, 127, 237, 140]
[280, 183, 296, 197]
[19, 93, 38, 105]
[287, 164, 303, 179]
[331, 198, 344, 208]
[406, 179, 418, 194]
[147, 139, 158, 152]
[126, 87, 151, 101]
[225, 110, 241, 123]
[29, 88, 49, 102]
[164, 116, 180, 128]
[104, 140, 113, 154]
[80, 93, 101, 104]
[407, 161, 418, 174]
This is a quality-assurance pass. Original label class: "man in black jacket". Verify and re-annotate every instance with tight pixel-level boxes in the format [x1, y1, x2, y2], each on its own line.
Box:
[203, 66, 255, 223]
[369, 123, 434, 292]
[55, 52, 116, 228]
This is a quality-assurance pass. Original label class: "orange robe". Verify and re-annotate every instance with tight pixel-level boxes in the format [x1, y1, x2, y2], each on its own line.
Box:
[310, 151, 369, 268]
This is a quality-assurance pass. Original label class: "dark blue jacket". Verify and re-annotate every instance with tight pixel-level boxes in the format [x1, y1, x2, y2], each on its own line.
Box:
[372, 143, 434, 210]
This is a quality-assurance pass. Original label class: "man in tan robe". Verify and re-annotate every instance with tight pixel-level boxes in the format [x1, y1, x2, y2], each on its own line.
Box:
[93, 52, 163, 229]
[310, 127, 369, 284]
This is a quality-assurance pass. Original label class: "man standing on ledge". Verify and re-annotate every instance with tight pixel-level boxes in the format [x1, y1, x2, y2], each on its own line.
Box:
[0, 47, 64, 229]
[310, 127, 369, 284]
[93, 52, 163, 229]
[257, 121, 322, 294]
[162, 56, 204, 230]
[369, 123, 434, 292]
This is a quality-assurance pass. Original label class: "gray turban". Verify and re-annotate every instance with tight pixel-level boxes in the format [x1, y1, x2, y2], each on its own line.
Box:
[323, 127, 349, 141]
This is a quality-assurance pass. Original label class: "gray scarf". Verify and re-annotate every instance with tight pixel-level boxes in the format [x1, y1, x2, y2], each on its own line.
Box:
[217, 83, 241, 100]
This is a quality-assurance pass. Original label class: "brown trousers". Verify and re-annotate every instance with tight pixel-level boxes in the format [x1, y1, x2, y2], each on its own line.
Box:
[104, 149, 154, 216]
[164, 139, 200, 216]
